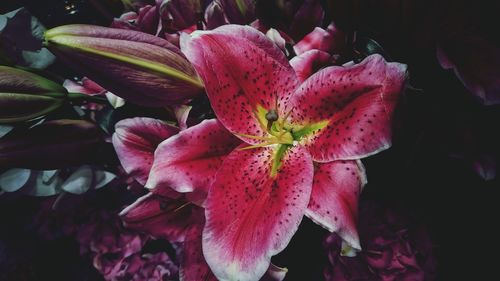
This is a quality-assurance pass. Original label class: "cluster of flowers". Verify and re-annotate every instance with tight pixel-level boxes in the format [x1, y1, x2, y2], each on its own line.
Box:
[2, 0, 498, 280]
[323, 202, 437, 281]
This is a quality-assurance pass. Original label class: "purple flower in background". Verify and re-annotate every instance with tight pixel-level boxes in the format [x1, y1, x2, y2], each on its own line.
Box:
[324, 202, 437, 281]
[437, 34, 500, 106]
[435, 3, 500, 105]
[76, 210, 178, 281]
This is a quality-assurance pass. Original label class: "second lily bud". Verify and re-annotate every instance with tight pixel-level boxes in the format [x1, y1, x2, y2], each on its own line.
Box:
[0, 66, 66, 124]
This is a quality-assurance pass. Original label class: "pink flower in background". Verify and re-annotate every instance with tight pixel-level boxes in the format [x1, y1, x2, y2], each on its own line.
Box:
[111, 4, 162, 36]
[205, 0, 256, 29]
[293, 22, 346, 56]
[120, 24, 407, 281]
[324, 202, 437, 281]
[437, 34, 500, 105]
[290, 22, 347, 82]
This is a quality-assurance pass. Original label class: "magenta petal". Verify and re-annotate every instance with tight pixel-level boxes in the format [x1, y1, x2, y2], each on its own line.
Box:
[290, 49, 332, 82]
[63, 80, 93, 95]
[112, 117, 179, 185]
[294, 27, 333, 55]
[146, 119, 241, 196]
[203, 145, 313, 281]
[136, 5, 160, 35]
[110, 11, 139, 31]
[180, 216, 218, 281]
[289, 54, 407, 162]
[306, 160, 366, 249]
[172, 104, 192, 130]
[293, 23, 346, 56]
[181, 25, 298, 144]
[120, 193, 195, 242]
[266, 28, 288, 56]
[179, 212, 289, 281]
[261, 264, 288, 281]
[81, 78, 106, 93]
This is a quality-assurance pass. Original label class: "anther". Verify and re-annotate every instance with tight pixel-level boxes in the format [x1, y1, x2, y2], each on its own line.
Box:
[266, 109, 278, 130]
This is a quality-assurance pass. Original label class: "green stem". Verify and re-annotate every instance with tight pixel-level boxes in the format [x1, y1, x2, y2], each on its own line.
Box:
[67, 92, 109, 104]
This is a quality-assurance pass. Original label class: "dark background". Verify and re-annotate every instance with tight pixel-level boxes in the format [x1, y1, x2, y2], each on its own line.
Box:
[1, 1, 500, 280]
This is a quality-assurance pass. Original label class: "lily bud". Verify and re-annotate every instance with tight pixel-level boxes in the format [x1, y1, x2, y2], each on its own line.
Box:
[0, 66, 66, 124]
[44, 24, 204, 107]
[0, 120, 104, 169]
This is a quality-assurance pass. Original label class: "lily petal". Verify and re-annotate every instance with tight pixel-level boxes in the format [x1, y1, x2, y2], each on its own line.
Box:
[180, 216, 218, 281]
[203, 145, 313, 281]
[120, 192, 195, 242]
[306, 160, 367, 250]
[63, 77, 107, 96]
[136, 5, 161, 35]
[294, 26, 338, 56]
[181, 25, 298, 144]
[261, 263, 288, 281]
[112, 117, 179, 185]
[294, 22, 345, 55]
[146, 119, 240, 196]
[289, 54, 407, 162]
[180, 212, 289, 281]
[290, 49, 332, 82]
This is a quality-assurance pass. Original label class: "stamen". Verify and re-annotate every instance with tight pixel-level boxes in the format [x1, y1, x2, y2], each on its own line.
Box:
[234, 132, 273, 141]
[274, 110, 292, 132]
[238, 142, 275, 150]
[173, 201, 191, 213]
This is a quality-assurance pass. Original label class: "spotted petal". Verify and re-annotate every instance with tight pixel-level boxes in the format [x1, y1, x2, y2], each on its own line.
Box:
[146, 119, 240, 196]
[289, 54, 407, 162]
[120, 193, 195, 242]
[112, 117, 179, 185]
[203, 145, 313, 281]
[306, 160, 366, 249]
[181, 25, 298, 144]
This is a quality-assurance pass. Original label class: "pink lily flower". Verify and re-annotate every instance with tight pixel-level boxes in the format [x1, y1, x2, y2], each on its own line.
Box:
[130, 24, 407, 281]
